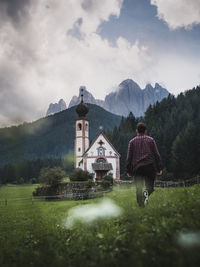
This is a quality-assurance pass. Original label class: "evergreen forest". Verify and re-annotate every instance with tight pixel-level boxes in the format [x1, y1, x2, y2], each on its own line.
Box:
[106, 86, 200, 180]
[0, 104, 121, 184]
[0, 86, 199, 183]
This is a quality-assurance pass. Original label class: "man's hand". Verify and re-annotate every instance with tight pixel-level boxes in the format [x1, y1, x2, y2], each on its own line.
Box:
[127, 173, 132, 178]
[156, 170, 162, 176]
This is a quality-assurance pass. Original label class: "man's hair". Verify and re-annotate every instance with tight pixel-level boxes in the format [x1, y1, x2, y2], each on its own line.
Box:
[137, 122, 146, 134]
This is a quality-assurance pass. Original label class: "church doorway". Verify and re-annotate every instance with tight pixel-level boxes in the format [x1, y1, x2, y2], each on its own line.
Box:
[96, 170, 108, 180]
[92, 158, 113, 180]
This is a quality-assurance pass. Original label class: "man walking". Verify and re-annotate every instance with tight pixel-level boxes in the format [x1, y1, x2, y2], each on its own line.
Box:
[126, 122, 162, 207]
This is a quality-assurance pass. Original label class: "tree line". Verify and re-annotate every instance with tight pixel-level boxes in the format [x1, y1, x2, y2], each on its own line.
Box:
[0, 157, 74, 184]
[106, 86, 200, 180]
[0, 104, 121, 168]
[0, 86, 199, 183]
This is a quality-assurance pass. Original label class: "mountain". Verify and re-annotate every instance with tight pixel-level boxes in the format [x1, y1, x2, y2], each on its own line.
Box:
[104, 79, 169, 117]
[103, 79, 143, 117]
[46, 99, 67, 116]
[46, 79, 169, 117]
[68, 86, 104, 108]
[143, 83, 169, 111]
[68, 79, 169, 117]
[0, 104, 121, 168]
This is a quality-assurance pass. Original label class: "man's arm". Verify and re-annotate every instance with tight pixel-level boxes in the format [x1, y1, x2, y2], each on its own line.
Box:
[126, 141, 133, 176]
[152, 139, 162, 173]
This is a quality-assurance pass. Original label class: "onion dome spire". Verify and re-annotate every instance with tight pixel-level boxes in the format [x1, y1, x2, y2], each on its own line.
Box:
[76, 87, 89, 118]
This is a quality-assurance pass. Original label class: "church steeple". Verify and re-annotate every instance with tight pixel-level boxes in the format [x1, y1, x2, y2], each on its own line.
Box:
[75, 88, 88, 118]
[74, 87, 90, 169]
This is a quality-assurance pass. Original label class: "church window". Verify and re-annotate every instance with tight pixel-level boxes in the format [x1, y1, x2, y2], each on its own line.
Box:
[97, 158, 106, 163]
[77, 123, 82, 130]
[78, 148, 81, 152]
[85, 123, 88, 131]
[98, 147, 104, 156]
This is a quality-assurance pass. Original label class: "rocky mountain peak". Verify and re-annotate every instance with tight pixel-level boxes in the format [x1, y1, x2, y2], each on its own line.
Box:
[155, 82, 161, 88]
[119, 79, 141, 91]
[144, 84, 153, 90]
[68, 86, 97, 108]
[46, 99, 67, 116]
[58, 99, 67, 108]
[46, 79, 169, 117]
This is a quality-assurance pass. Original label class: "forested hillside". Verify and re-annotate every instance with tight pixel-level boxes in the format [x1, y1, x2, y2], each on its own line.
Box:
[0, 104, 121, 183]
[1, 87, 199, 183]
[106, 86, 200, 180]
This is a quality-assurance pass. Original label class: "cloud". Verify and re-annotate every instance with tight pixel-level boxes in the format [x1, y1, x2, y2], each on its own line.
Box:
[150, 53, 200, 95]
[0, 0, 155, 126]
[151, 0, 200, 29]
[0, 0, 199, 127]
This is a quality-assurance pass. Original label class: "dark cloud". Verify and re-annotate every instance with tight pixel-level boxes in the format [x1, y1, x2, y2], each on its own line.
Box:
[81, 0, 96, 11]
[81, 0, 92, 10]
[0, 0, 31, 24]
[67, 18, 83, 39]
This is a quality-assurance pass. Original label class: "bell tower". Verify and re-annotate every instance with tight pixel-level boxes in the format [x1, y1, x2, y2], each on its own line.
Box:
[75, 87, 89, 168]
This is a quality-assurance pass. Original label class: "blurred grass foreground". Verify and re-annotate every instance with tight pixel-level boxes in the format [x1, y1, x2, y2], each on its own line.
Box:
[0, 184, 200, 267]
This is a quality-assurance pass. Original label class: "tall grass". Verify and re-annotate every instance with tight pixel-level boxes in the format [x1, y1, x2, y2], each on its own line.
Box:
[0, 184, 200, 267]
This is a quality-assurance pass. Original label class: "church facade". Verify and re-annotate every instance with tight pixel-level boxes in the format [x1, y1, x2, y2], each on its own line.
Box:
[74, 89, 120, 181]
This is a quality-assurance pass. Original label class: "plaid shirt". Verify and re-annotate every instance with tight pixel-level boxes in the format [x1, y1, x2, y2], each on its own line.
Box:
[126, 135, 162, 174]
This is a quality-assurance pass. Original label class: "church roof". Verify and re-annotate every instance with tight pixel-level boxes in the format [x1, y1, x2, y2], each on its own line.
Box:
[76, 88, 89, 118]
[83, 132, 120, 157]
[92, 163, 113, 171]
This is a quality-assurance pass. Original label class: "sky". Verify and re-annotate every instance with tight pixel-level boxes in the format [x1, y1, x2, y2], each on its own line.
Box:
[0, 0, 200, 127]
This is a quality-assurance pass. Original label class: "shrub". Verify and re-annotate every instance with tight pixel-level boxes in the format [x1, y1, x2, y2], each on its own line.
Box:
[17, 177, 24, 184]
[85, 179, 95, 188]
[30, 178, 38, 184]
[120, 173, 131, 180]
[160, 168, 174, 181]
[101, 174, 113, 189]
[38, 167, 66, 186]
[69, 168, 93, 181]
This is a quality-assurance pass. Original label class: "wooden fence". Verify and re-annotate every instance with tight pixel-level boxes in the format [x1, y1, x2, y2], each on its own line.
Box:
[0, 189, 111, 206]
[114, 176, 200, 187]
[0, 177, 199, 206]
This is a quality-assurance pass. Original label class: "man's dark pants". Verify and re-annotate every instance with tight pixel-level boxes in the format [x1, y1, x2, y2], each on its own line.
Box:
[133, 164, 156, 206]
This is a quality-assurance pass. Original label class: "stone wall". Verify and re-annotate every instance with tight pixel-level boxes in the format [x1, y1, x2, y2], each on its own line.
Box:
[33, 182, 108, 200]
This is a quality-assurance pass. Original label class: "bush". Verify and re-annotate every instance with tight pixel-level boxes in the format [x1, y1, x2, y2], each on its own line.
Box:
[17, 177, 24, 184]
[30, 178, 38, 184]
[160, 168, 174, 181]
[101, 174, 113, 189]
[120, 173, 131, 180]
[85, 179, 95, 188]
[38, 167, 66, 186]
[69, 169, 93, 182]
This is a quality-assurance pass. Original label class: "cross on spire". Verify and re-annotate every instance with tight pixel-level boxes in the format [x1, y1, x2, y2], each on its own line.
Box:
[98, 139, 104, 146]
[99, 125, 103, 132]
[81, 88, 84, 103]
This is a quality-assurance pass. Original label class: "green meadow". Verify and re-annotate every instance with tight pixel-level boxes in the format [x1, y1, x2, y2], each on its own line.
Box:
[1, 185, 200, 267]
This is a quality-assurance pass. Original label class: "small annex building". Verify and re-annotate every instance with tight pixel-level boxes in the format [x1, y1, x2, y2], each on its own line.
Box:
[74, 88, 120, 181]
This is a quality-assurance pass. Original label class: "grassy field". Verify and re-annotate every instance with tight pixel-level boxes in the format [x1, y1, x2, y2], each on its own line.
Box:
[0, 184, 200, 267]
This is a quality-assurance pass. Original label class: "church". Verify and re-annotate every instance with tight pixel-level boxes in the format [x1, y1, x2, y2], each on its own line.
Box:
[74, 89, 120, 181]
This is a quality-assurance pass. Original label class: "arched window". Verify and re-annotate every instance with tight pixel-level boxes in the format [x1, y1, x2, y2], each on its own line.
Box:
[97, 158, 106, 163]
[98, 147, 104, 156]
[77, 123, 82, 131]
[85, 123, 88, 131]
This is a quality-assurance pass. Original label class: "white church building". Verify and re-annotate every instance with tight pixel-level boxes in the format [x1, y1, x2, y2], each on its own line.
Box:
[74, 89, 120, 181]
